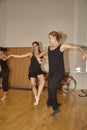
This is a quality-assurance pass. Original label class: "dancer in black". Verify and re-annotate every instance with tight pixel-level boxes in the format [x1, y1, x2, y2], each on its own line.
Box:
[0, 47, 9, 100]
[38, 31, 86, 116]
[28, 42, 45, 105]
[7, 41, 45, 105]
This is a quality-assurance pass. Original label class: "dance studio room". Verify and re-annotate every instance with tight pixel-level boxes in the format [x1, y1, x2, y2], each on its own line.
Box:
[0, 0, 87, 130]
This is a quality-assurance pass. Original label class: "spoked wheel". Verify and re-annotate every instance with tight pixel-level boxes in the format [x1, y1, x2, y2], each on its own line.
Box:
[62, 76, 77, 93]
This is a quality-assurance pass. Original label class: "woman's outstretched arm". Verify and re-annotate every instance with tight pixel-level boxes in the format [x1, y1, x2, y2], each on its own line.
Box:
[60, 43, 87, 61]
[38, 49, 48, 58]
[5, 52, 32, 59]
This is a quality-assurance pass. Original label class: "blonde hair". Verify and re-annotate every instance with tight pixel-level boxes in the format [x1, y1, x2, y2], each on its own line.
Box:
[49, 31, 68, 43]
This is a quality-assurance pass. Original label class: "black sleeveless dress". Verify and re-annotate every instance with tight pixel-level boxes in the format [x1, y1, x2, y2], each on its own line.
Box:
[28, 55, 44, 79]
[47, 44, 65, 110]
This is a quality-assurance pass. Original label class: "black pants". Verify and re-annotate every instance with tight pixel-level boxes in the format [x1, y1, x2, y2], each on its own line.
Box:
[47, 72, 64, 110]
[0, 69, 9, 92]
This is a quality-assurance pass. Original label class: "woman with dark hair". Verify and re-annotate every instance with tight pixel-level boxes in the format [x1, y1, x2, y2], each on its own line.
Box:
[7, 41, 45, 106]
[38, 31, 86, 116]
[0, 47, 9, 100]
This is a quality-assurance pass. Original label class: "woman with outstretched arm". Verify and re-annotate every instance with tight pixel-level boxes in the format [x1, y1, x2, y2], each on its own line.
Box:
[6, 41, 45, 106]
[38, 31, 86, 116]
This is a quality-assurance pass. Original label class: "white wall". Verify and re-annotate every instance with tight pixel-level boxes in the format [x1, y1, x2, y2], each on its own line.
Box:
[0, 0, 87, 47]
[5, 0, 74, 47]
[78, 0, 87, 45]
[0, 0, 7, 46]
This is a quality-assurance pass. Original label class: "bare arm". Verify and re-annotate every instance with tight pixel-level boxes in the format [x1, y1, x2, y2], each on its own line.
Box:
[6, 52, 32, 59]
[43, 54, 48, 59]
[60, 43, 87, 61]
[38, 49, 48, 58]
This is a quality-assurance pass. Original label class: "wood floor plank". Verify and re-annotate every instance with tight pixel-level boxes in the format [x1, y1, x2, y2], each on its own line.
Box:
[0, 89, 87, 130]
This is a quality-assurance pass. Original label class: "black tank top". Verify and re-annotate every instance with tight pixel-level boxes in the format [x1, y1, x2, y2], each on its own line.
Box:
[48, 44, 65, 75]
[0, 60, 9, 70]
[29, 55, 42, 73]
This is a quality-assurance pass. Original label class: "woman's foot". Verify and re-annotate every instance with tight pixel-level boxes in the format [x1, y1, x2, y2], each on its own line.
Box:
[34, 96, 39, 106]
[1, 95, 6, 101]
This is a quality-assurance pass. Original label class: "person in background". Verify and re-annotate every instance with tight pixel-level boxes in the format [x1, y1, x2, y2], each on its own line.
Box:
[6, 41, 45, 106]
[38, 31, 87, 116]
[0, 47, 9, 100]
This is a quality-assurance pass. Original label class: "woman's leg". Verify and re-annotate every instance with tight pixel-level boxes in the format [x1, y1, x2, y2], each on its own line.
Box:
[48, 78, 59, 110]
[1, 69, 9, 100]
[37, 74, 45, 104]
[47, 74, 63, 116]
[30, 77, 37, 97]
[30, 77, 38, 105]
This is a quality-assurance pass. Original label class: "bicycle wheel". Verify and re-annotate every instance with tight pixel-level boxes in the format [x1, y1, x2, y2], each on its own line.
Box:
[62, 76, 76, 92]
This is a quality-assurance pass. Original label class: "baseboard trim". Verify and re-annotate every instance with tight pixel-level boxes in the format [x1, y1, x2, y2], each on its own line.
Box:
[9, 86, 32, 91]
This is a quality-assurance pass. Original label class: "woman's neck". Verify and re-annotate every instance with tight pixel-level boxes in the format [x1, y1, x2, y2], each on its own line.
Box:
[34, 50, 40, 56]
[50, 42, 60, 50]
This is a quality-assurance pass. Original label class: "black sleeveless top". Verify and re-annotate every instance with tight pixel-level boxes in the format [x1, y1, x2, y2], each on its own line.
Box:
[48, 44, 65, 75]
[29, 55, 43, 73]
[0, 60, 9, 70]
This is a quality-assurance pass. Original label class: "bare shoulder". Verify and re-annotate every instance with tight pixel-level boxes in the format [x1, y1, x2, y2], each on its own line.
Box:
[60, 43, 68, 52]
